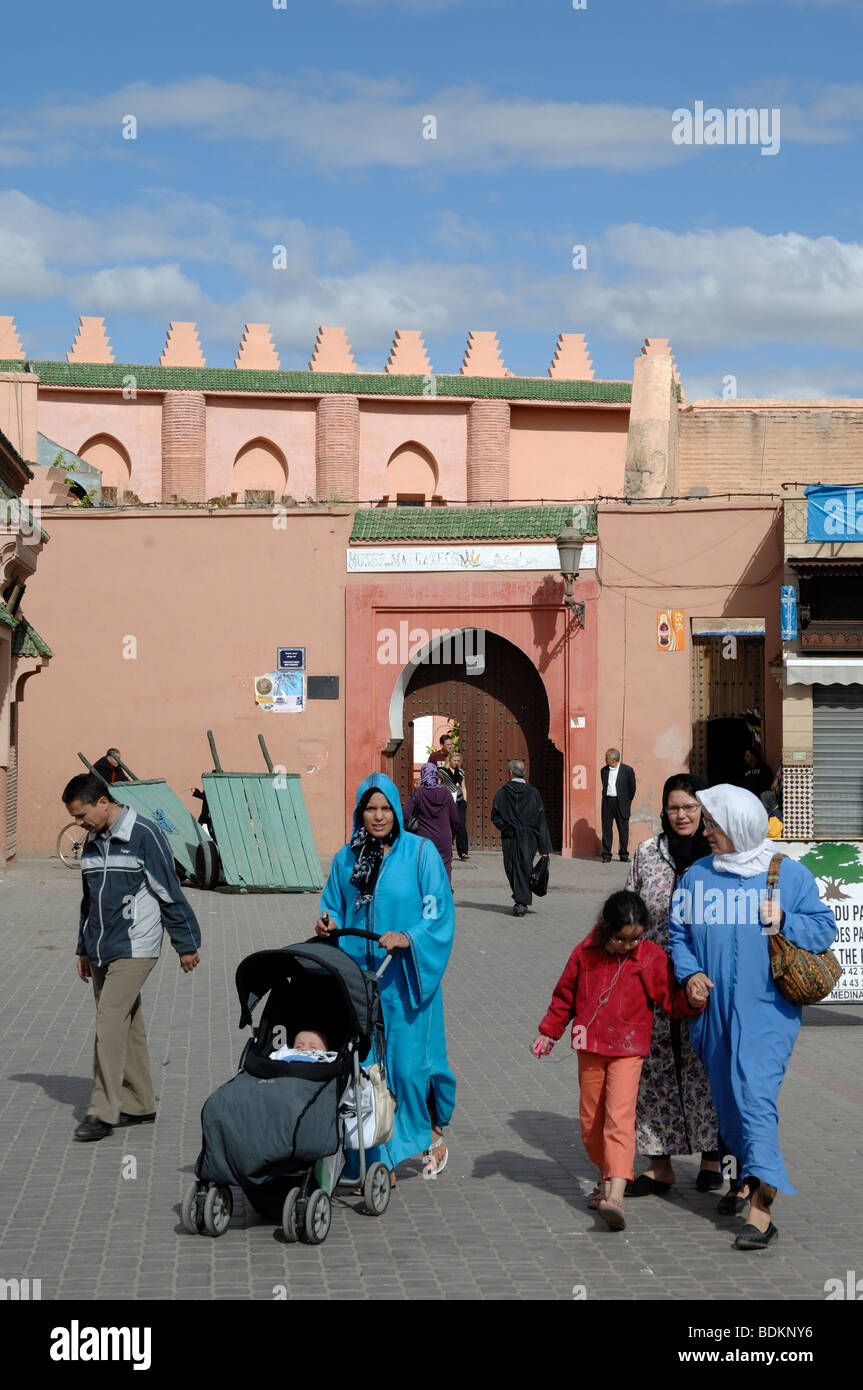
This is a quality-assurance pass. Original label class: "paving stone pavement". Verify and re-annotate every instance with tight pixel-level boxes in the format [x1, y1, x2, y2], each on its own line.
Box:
[1, 852, 861, 1303]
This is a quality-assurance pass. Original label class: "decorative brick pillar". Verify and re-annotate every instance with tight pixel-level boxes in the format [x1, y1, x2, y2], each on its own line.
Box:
[466, 400, 510, 501]
[161, 392, 206, 502]
[315, 395, 359, 500]
[781, 764, 813, 839]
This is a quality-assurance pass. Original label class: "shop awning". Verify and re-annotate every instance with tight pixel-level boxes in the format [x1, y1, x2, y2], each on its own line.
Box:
[785, 655, 863, 686]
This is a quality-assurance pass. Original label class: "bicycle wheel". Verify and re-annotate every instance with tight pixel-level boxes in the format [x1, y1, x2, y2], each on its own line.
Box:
[57, 822, 87, 868]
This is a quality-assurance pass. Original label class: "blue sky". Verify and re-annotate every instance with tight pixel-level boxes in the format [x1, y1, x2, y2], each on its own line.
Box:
[3, 0, 863, 396]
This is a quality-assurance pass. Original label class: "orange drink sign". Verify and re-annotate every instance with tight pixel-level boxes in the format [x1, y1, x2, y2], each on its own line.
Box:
[657, 610, 685, 651]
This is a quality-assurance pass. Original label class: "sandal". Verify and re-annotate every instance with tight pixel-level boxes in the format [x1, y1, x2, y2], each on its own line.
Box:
[598, 1197, 626, 1231]
[422, 1135, 448, 1180]
[587, 1182, 606, 1209]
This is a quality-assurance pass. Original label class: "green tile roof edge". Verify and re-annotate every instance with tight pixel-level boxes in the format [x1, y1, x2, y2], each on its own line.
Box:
[0, 602, 16, 630]
[10, 613, 53, 658]
[350, 503, 597, 541]
[0, 359, 632, 403]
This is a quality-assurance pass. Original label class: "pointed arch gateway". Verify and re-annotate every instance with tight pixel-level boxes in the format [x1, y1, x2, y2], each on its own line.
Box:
[391, 629, 563, 851]
[77, 434, 132, 492]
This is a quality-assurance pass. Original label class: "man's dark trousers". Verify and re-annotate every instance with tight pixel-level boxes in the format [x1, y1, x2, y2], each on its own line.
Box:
[601, 797, 629, 859]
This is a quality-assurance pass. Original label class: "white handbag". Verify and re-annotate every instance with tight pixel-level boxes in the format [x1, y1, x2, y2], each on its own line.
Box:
[341, 1062, 397, 1149]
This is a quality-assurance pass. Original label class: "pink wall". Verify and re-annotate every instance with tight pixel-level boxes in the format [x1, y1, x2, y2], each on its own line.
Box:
[205, 398, 317, 501]
[596, 501, 783, 852]
[358, 402, 468, 501]
[17, 509, 353, 858]
[37, 391, 164, 501]
[509, 406, 629, 500]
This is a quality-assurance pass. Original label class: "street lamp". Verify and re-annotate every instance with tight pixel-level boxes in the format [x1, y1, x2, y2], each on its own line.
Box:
[556, 526, 586, 628]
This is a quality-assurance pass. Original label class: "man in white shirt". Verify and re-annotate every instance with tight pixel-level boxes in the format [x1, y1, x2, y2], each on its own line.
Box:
[600, 748, 636, 863]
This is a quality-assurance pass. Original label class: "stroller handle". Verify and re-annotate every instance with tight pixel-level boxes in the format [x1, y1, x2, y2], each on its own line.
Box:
[328, 927, 404, 945]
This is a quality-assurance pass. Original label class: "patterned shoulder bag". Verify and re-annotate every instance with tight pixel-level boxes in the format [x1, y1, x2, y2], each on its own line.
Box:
[765, 854, 842, 1006]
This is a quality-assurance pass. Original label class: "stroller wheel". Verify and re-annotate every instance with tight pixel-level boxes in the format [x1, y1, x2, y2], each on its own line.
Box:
[181, 1182, 206, 1234]
[281, 1187, 301, 1243]
[363, 1162, 391, 1217]
[302, 1189, 331, 1245]
[202, 1184, 233, 1237]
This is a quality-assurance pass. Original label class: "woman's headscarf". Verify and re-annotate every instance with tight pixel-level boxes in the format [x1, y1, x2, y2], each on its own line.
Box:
[661, 773, 710, 876]
[349, 784, 399, 908]
[696, 784, 774, 878]
[420, 762, 440, 788]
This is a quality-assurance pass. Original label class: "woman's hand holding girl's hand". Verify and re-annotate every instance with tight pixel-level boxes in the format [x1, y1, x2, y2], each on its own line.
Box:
[378, 931, 409, 951]
[531, 1034, 554, 1058]
[315, 912, 335, 938]
[685, 972, 714, 1007]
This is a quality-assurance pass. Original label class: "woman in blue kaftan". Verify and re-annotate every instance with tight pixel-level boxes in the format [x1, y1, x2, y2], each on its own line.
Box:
[669, 785, 836, 1251]
[316, 773, 456, 1181]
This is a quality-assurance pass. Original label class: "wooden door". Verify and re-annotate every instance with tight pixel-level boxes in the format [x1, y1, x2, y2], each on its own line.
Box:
[392, 632, 562, 850]
[691, 635, 765, 783]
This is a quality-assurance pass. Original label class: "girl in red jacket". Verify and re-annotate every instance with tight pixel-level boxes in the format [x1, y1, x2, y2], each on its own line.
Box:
[532, 890, 704, 1231]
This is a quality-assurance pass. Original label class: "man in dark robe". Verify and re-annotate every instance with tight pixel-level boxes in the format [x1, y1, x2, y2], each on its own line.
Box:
[92, 748, 130, 786]
[490, 759, 552, 916]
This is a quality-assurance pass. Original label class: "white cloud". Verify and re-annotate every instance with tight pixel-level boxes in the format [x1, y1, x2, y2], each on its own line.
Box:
[0, 77, 686, 173]
[576, 225, 863, 353]
[5, 71, 863, 173]
[429, 212, 494, 254]
[685, 364, 863, 400]
[5, 189, 863, 391]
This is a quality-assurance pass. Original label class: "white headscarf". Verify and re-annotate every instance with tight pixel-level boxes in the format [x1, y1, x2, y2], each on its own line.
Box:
[696, 785, 774, 878]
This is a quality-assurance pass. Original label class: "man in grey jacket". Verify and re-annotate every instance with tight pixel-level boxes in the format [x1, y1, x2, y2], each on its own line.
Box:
[62, 773, 202, 1142]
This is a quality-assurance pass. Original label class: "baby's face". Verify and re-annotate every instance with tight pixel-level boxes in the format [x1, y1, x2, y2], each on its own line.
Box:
[293, 1030, 328, 1053]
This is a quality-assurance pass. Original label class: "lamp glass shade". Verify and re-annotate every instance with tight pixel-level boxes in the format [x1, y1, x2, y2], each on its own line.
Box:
[556, 527, 585, 576]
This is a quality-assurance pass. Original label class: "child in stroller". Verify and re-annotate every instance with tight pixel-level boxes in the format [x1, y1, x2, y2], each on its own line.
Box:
[270, 1028, 336, 1063]
[182, 929, 395, 1244]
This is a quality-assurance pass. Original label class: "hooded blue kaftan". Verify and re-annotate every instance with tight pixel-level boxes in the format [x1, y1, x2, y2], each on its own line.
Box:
[320, 773, 456, 1170]
[669, 855, 836, 1193]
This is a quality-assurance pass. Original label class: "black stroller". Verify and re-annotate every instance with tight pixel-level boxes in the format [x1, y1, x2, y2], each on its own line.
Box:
[182, 929, 394, 1244]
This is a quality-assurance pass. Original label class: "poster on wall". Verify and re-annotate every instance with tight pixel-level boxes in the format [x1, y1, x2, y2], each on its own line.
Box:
[775, 841, 863, 1002]
[657, 609, 685, 651]
[254, 671, 305, 713]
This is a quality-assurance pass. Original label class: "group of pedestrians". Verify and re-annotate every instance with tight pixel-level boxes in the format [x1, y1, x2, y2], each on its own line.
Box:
[532, 773, 837, 1249]
[60, 742, 836, 1255]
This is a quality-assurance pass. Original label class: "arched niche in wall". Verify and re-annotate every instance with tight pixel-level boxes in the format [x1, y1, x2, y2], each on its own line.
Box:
[77, 434, 132, 491]
[232, 438, 288, 499]
[385, 442, 439, 502]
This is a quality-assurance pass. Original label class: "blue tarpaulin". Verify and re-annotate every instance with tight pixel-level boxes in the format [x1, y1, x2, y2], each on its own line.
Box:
[805, 484, 863, 541]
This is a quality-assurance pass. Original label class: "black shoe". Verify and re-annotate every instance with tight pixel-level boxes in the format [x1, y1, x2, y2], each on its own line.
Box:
[513, 903, 527, 917]
[458, 854, 469, 861]
[625, 1174, 673, 1197]
[114, 1112, 157, 1127]
[696, 1169, 724, 1193]
[601, 856, 612, 863]
[618, 854, 630, 863]
[734, 1221, 778, 1251]
[717, 1189, 748, 1215]
[74, 1114, 113, 1142]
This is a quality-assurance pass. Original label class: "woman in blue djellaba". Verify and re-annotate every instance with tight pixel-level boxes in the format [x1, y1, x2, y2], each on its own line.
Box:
[669, 784, 836, 1251]
[316, 773, 456, 1185]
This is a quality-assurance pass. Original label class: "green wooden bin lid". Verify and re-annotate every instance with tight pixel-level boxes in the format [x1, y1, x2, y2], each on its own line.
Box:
[202, 772, 323, 891]
[111, 780, 208, 877]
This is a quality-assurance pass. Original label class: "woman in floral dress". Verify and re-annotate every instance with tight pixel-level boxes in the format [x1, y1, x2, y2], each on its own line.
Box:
[624, 774, 721, 1195]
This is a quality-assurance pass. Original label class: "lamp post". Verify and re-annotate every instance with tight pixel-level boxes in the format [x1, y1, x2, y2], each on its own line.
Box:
[556, 526, 586, 628]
